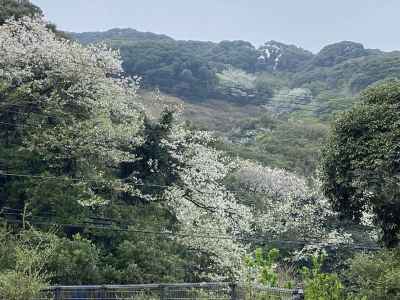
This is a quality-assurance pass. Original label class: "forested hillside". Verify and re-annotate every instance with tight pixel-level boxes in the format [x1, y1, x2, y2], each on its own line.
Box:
[73, 29, 400, 105]
[70, 28, 400, 177]
[1, 1, 400, 299]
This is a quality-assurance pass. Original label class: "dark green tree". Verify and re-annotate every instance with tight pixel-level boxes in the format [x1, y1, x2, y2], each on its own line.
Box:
[119, 41, 216, 100]
[0, 0, 42, 25]
[320, 80, 400, 247]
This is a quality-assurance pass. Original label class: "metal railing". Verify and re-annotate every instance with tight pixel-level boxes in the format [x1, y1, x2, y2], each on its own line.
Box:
[245, 285, 304, 300]
[35, 282, 304, 300]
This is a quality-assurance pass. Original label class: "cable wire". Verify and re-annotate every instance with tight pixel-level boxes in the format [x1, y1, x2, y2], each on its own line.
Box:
[0, 216, 381, 250]
[0, 170, 304, 197]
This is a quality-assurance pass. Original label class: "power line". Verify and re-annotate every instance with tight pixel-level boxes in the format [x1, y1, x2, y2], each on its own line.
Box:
[0, 120, 60, 129]
[0, 170, 302, 197]
[0, 216, 381, 251]
[3, 168, 398, 196]
[0, 171, 172, 189]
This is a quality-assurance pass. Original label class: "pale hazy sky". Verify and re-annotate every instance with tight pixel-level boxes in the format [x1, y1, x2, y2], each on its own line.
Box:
[33, 0, 399, 53]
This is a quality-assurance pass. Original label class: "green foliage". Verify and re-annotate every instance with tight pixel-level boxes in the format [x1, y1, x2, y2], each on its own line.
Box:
[245, 248, 281, 287]
[223, 115, 328, 176]
[46, 234, 102, 285]
[256, 73, 290, 92]
[320, 80, 400, 247]
[0, 0, 42, 25]
[101, 224, 186, 284]
[345, 249, 400, 299]
[257, 41, 314, 72]
[75, 30, 259, 71]
[0, 228, 57, 300]
[72, 28, 173, 45]
[215, 68, 260, 103]
[213, 69, 274, 103]
[119, 40, 217, 99]
[293, 51, 400, 95]
[209, 40, 259, 72]
[302, 252, 344, 300]
[72, 25, 400, 113]
[4, 4, 400, 292]
[0, 18, 190, 285]
[243, 248, 297, 300]
[254, 77, 274, 100]
[0, 0, 67, 38]
[0, 270, 46, 300]
[312, 41, 369, 68]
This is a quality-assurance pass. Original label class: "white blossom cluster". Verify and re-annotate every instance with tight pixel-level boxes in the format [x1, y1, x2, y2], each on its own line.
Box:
[232, 161, 351, 244]
[161, 125, 253, 279]
[0, 17, 144, 205]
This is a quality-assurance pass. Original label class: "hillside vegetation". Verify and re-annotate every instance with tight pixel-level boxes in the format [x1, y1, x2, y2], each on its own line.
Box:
[73, 29, 400, 109]
[1, 1, 400, 299]
[1, 14, 350, 284]
[70, 29, 400, 177]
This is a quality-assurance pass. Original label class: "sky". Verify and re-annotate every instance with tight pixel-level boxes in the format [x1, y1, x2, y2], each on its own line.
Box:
[33, 0, 400, 53]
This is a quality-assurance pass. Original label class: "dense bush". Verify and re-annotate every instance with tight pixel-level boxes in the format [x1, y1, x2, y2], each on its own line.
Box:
[46, 234, 103, 285]
[293, 52, 400, 95]
[72, 28, 173, 45]
[0, 228, 56, 300]
[302, 253, 344, 300]
[214, 68, 258, 103]
[346, 249, 400, 299]
[208, 40, 259, 72]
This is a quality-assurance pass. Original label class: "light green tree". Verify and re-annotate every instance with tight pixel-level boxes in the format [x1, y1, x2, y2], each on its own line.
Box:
[301, 252, 344, 300]
[0, 228, 57, 300]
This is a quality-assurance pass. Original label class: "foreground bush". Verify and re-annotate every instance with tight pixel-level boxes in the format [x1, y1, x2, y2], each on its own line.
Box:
[302, 253, 344, 300]
[346, 249, 400, 299]
[0, 228, 56, 300]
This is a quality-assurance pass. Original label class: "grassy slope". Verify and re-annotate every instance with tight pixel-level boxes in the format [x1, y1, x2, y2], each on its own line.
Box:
[138, 91, 265, 133]
[138, 90, 329, 176]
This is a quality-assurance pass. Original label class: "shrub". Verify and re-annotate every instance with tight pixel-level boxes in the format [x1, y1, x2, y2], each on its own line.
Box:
[345, 249, 400, 299]
[302, 252, 344, 300]
[245, 248, 295, 288]
[0, 228, 57, 300]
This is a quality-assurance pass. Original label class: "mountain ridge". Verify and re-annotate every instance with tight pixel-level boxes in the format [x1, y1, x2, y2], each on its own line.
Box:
[71, 27, 400, 110]
[71, 27, 392, 61]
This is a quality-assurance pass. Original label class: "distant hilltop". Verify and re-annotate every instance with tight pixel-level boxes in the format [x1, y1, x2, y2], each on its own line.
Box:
[71, 28, 400, 102]
[71, 28, 389, 72]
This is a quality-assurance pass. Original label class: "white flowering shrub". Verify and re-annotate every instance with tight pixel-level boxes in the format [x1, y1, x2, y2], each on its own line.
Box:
[161, 125, 253, 279]
[217, 68, 256, 90]
[231, 161, 351, 244]
[215, 68, 258, 101]
[0, 17, 143, 206]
